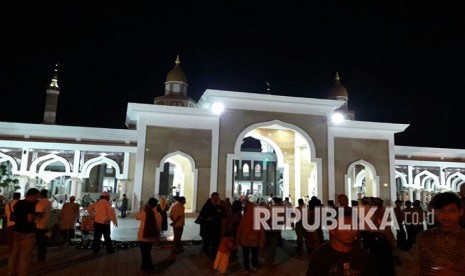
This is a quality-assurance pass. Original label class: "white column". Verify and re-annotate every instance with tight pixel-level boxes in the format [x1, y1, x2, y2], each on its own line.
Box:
[117, 179, 127, 196]
[70, 178, 78, 197]
[294, 144, 301, 202]
[76, 179, 83, 200]
[408, 166, 414, 186]
[408, 188, 413, 202]
[16, 175, 28, 198]
[29, 177, 36, 188]
[439, 167, 446, 189]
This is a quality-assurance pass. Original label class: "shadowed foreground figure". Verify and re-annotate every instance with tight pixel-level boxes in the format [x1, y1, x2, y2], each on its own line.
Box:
[307, 211, 375, 276]
[414, 192, 465, 275]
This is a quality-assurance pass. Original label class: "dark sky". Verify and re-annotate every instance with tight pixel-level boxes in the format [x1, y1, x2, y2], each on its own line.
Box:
[2, 1, 465, 149]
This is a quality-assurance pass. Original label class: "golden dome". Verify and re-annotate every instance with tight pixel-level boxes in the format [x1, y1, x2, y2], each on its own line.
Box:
[165, 55, 188, 83]
[328, 72, 348, 98]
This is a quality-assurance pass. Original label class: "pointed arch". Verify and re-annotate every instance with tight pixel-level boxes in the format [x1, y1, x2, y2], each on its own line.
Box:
[228, 119, 323, 201]
[247, 133, 285, 167]
[395, 170, 408, 188]
[234, 120, 317, 160]
[158, 151, 197, 172]
[446, 172, 465, 192]
[345, 159, 380, 202]
[81, 156, 122, 178]
[155, 151, 198, 212]
[0, 152, 19, 174]
[413, 170, 440, 191]
[30, 154, 71, 174]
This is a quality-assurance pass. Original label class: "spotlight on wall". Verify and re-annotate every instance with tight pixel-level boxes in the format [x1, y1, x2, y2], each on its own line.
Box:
[211, 102, 224, 115]
[331, 112, 345, 124]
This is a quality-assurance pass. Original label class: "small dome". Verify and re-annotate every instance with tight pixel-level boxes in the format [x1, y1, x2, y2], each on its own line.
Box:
[328, 72, 348, 98]
[165, 55, 187, 83]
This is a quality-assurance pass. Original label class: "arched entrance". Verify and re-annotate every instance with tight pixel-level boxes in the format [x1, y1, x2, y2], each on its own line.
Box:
[345, 159, 380, 203]
[155, 151, 198, 212]
[227, 120, 322, 202]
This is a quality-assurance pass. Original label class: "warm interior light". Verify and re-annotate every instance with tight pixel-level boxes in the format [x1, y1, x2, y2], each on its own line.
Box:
[211, 102, 224, 115]
[331, 112, 345, 124]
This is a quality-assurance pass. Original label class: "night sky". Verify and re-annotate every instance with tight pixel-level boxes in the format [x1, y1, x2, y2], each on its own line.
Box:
[2, 1, 465, 149]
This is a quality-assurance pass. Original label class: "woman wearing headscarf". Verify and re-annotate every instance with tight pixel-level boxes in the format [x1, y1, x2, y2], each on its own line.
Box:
[137, 198, 162, 273]
[236, 201, 265, 273]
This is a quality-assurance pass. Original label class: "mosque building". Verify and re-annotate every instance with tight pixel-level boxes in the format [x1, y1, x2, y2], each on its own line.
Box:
[1, 57, 465, 212]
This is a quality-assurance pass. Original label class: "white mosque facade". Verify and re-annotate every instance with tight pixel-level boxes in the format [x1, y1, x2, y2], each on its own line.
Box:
[1, 58, 465, 212]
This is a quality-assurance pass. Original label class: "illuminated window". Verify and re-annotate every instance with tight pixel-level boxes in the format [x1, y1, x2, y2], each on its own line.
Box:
[255, 163, 261, 177]
[243, 163, 250, 177]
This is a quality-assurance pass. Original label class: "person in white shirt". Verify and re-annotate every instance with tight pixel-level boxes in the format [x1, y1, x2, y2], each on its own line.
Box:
[35, 189, 52, 262]
[5, 192, 20, 253]
[87, 192, 118, 254]
[136, 197, 162, 273]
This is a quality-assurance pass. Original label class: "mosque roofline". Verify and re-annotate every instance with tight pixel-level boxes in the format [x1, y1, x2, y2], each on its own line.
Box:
[126, 102, 218, 127]
[395, 145, 465, 158]
[197, 89, 345, 116]
[328, 120, 409, 140]
[0, 122, 137, 144]
[330, 120, 409, 133]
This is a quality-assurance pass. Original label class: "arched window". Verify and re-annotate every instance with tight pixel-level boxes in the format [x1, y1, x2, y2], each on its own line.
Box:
[254, 163, 261, 178]
[243, 163, 250, 178]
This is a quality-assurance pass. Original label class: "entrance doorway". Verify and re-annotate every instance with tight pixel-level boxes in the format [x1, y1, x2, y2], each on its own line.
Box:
[228, 120, 321, 203]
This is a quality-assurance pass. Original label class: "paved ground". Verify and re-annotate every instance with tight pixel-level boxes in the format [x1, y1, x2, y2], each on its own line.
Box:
[0, 213, 414, 275]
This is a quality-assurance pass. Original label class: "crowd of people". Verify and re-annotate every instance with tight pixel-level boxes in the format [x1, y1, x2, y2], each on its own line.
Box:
[2, 188, 465, 275]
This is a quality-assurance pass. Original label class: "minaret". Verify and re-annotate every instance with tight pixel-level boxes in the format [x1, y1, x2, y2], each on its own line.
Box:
[154, 55, 196, 107]
[43, 64, 60, 124]
[328, 72, 355, 120]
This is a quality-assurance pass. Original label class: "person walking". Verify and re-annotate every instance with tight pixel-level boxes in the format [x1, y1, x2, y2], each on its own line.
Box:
[120, 194, 128, 218]
[169, 196, 185, 253]
[294, 198, 306, 251]
[236, 201, 265, 273]
[87, 192, 118, 254]
[197, 192, 226, 258]
[7, 188, 41, 276]
[393, 199, 407, 249]
[35, 189, 52, 262]
[5, 192, 20, 253]
[137, 197, 162, 274]
[59, 195, 80, 242]
[156, 197, 169, 233]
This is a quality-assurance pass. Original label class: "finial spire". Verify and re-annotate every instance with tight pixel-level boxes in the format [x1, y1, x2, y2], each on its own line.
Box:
[48, 63, 59, 89]
[335, 72, 340, 82]
[175, 55, 180, 64]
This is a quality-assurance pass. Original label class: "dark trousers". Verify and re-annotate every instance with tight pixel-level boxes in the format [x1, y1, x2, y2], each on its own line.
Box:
[295, 223, 304, 250]
[396, 227, 407, 249]
[60, 229, 75, 241]
[121, 208, 127, 218]
[139, 241, 153, 271]
[93, 222, 114, 253]
[242, 246, 259, 271]
[35, 228, 48, 261]
[202, 229, 221, 257]
[172, 226, 184, 252]
[405, 224, 423, 250]
[6, 225, 14, 253]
